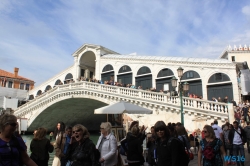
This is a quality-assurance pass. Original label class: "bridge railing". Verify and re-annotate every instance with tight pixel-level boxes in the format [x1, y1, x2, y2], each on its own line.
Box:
[15, 81, 231, 117]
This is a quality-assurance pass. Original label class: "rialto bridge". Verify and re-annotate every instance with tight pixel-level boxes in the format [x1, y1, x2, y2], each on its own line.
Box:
[14, 44, 237, 132]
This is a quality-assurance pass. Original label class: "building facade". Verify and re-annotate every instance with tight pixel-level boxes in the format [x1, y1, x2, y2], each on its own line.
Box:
[28, 44, 239, 103]
[0, 67, 35, 110]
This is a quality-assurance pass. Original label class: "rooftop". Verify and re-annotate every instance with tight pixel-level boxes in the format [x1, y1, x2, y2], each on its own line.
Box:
[102, 54, 232, 64]
[0, 69, 34, 82]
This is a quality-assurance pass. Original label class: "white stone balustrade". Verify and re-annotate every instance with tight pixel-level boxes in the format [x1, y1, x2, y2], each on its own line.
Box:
[14, 81, 233, 127]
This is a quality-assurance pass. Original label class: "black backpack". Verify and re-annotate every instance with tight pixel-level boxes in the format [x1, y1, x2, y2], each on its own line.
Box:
[167, 137, 189, 165]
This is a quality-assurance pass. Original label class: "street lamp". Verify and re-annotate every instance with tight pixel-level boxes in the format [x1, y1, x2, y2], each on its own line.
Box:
[171, 67, 189, 125]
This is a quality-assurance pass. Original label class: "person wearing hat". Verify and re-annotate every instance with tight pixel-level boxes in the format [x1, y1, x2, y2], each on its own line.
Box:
[212, 120, 223, 141]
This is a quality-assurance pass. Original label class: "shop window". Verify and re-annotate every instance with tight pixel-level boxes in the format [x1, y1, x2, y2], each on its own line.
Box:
[20, 83, 24, 90]
[26, 84, 30, 90]
[8, 81, 13, 88]
[187, 71, 194, 78]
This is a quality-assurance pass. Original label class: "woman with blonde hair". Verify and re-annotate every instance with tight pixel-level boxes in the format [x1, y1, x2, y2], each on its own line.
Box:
[96, 122, 117, 166]
[0, 114, 37, 166]
[30, 127, 54, 166]
[198, 125, 226, 166]
[66, 124, 100, 166]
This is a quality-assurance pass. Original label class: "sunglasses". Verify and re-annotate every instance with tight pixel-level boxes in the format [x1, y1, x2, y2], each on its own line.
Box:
[4, 122, 17, 127]
[72, 129, 81, 134]
[155, 128, 164, 132]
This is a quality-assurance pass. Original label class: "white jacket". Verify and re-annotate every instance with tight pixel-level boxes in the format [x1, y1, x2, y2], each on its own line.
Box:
[96, 133, 118, 166]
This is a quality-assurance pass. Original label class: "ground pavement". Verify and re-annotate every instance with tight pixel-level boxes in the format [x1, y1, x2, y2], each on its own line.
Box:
[188, 147, 250, 166]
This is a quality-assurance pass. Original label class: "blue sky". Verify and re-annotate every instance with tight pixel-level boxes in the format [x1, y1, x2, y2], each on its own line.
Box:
[0, 0, 250, 86]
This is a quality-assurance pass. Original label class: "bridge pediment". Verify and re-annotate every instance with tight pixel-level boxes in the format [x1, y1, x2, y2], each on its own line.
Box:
[72, 44, 120, 58]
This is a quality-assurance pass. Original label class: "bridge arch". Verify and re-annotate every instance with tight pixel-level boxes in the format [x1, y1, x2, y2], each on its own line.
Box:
[36, 90, 42, 96]
[79, 51, 96, 79]
[28, 97, 108, 132]
[207, 72, 233, 101]
[155, 68, 174, 92]
[181, 70, 202, 97]
[101, 64, 114, 82]
[45, 85, 52, 92]
[64, 73, 73, 84]
[55, 79, 62, 85]
[136, 66, 152, 90]
[117, 65, 132, 85]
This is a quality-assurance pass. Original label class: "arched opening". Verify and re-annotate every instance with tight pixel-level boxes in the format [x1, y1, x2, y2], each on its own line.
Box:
[156, 68, 174, 92]
[45, 85, 52, 92]
[29, 95, 34, 100]
[136, 66, 152, 90]
[79, 51, 96, 80]
[101, 64, 114, 82]
[207, 73, 233, 101]
[117, 65, 132, 85]
[181, 70, 202, 97]
[36, 90, 42, 96]
[55, 79, 62, 85]
[28, 98, 107, 132]
[64, 73, 73, 84]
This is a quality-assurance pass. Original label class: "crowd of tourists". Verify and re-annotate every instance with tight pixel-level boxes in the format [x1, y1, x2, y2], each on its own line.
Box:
[1, 113, 250, 166]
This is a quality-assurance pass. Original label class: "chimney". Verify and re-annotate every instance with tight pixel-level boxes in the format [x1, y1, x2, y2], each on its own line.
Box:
[14, 67, 19, 77]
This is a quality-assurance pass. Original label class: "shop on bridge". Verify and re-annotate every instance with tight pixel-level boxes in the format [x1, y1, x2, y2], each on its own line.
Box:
[181, 70, 203, 97]
[117, 65, 133, 85]
[135, 66, 152, 90]
[101, 64, 114, 82]
[155, 68, 174, 93]
[207, 73, 233, 101]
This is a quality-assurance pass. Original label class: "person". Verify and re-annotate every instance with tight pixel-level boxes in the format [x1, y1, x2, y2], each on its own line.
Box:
[54, 122, 66, 140]
[212, 120, 224, 141]
[154, 121, 189, 166]
[0, 114, 38, 166]
[55, 126, 72, 166]
[240, 118, 247, 128]
[235, 110, 242, 124]
[96, 122, 117, 166]
[146, 126, 157, 166]
[52, 122, 65, 166]
[229, 121, 246, 166]
[121, 121, 147, 152]
[242, 105, 249, 121]
[244, 122, 250, 153]
[30, 127, 54, 166]
[66, 124, 100, 166]
[223, 124, 231, 164]
[176, 124, 190, 150]
[125, 124, 144, 166]
[50, 132, 53, 141]
[189, 134, 199, 150]
[198, 125, 226, 166]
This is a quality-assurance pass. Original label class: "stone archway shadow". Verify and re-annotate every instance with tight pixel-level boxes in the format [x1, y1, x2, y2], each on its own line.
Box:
[28, 98, 107, 132]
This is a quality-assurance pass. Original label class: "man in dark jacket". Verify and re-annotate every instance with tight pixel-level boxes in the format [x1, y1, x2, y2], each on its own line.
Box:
[228, 121, 246, 165]
[244, 122, 250, 153]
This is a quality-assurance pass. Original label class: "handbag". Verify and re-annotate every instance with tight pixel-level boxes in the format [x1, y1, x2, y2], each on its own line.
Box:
[181, 136, 194, 160]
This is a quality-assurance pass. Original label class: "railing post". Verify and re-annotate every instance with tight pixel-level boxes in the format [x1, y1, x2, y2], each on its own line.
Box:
[139, 90, 142, 98]
[228, 103, 234, 123]
[117, 87, 120, 95]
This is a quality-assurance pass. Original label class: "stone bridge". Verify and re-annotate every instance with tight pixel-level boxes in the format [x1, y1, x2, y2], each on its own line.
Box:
[14, 81, 233, 132]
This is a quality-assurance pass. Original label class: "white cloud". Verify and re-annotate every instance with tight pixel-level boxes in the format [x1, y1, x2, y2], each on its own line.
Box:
[242, 5, 250, 16]
[1, 0, 250, 85]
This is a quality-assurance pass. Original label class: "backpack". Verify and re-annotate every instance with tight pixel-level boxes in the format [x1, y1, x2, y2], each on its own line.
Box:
[167, 137, 189, 165]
